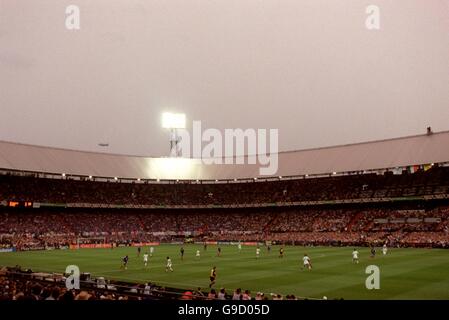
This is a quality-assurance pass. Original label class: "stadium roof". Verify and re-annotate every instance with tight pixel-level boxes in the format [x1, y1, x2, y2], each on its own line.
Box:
[1, 131, 449, 180]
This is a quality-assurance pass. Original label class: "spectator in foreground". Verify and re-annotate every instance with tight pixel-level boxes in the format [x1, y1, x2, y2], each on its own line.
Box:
[232, 288, 242, 300]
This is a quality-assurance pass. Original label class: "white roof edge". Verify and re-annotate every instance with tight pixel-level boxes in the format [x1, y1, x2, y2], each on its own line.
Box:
[0, 131, 448, 180]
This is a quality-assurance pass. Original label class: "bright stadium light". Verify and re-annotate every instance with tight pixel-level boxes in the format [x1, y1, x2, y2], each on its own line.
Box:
[162, 112, 186, 129]
[162, 112, 186, 157]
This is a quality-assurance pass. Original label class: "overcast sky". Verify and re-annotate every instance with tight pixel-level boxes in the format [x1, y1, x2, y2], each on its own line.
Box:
[1, 0, 448, 157]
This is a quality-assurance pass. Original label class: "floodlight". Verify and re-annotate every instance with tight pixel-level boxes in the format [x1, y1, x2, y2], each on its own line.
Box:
[162, 112, 186, 157]
[162, 112, 186, 129]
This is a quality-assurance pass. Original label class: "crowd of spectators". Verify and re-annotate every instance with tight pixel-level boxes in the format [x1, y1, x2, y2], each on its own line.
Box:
[1, 205, 448, 249]
[1, 166, 448, 206]
[1, 167, 448, 248]
[1, 167, 448, 301]
[0, 268, 307, 301]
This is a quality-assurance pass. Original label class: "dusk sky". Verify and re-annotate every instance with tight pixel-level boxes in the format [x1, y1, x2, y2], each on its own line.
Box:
[1, 0, 448, 157]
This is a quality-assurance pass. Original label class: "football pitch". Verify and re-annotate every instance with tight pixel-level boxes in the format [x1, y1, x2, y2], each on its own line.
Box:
[1, 245, 449, 300]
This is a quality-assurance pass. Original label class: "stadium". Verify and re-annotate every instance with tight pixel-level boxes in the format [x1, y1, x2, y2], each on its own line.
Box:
[1, 132, 449, 300]
[1, 1, 449, 303]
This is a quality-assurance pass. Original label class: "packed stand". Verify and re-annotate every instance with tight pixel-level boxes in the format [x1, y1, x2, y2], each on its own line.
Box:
[1, 166, 448, 206]
[1, 205, 448, 249]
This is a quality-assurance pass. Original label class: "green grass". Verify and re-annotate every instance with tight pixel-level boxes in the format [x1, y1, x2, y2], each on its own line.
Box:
[1, 245, 449, 300]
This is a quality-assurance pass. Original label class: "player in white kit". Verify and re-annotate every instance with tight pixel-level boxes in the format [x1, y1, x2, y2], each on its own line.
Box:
[352, 249, 359, 264]
[238, 243, 242, 252]
[256, 247, 261, 259]
[302, 254, 312, 270]
[150, 246, 154, 257]
[166, 256, 173, 272]
[143, 252, 149, 267]
[196, 250, 201, 259]
[382, 244, 388, 255]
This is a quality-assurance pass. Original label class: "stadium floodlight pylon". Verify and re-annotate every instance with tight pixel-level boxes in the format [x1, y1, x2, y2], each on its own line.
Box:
[162, 112, 186, 157]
